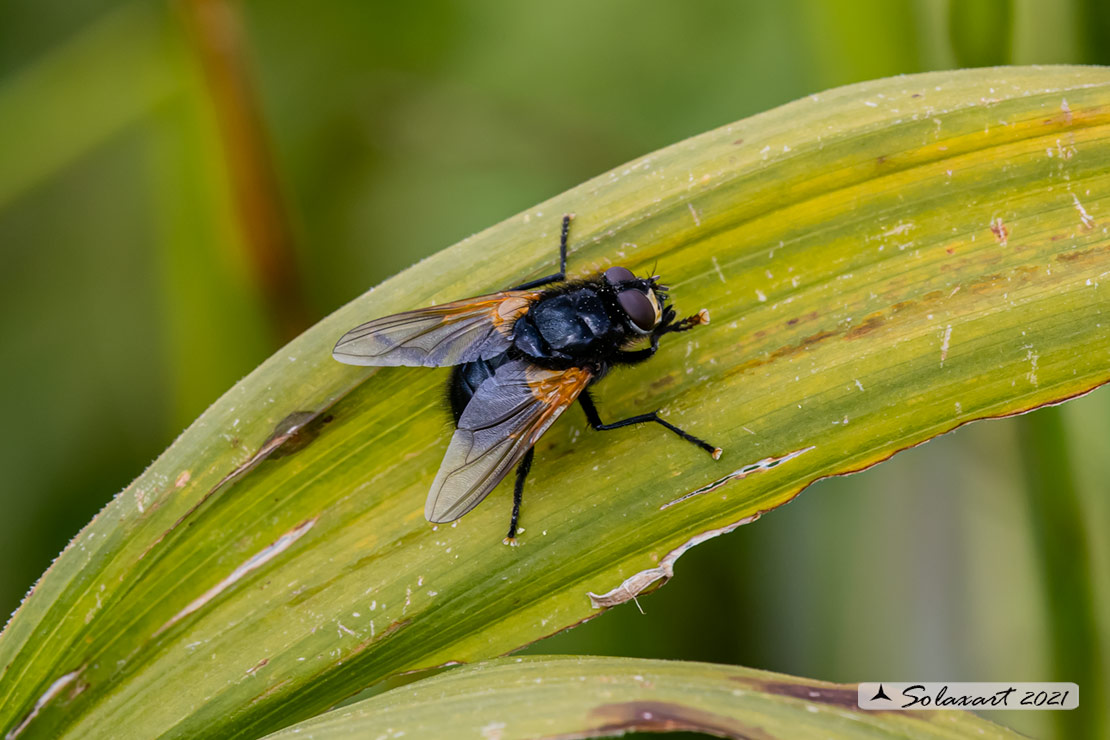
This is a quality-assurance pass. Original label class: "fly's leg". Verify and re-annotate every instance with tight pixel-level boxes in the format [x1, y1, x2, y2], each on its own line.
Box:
[504, 446, 535, 545]
[511, 214, 572, 290]
[613, 307, 710, 366]
[663, 307, 711, 334]
[578, 389, 721, 459]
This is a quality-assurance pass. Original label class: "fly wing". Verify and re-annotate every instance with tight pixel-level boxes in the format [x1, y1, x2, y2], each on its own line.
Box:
[425, 359, 593, 523]
[332, 291, 539, 367]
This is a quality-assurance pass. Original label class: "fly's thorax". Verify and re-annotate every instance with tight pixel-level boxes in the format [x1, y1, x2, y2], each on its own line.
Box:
[507, 271, 665, 366]
[511, 284, 616, 360]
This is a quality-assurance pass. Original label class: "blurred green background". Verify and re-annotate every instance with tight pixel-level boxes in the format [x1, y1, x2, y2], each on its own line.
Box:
[0, 1, 1106, 737]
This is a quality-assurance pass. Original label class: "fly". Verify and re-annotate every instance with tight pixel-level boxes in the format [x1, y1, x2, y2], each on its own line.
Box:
[333, 215, 721, 544]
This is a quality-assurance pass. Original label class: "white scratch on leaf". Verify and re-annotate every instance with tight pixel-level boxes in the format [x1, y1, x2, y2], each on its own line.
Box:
[6, 667, 85, 739]
[687, 202, 701, 227]
[1072, 193, 1095, 229]
[710, 256, 726, 283]
[481, 721, 507, 740]
[153, 518, 317, 637]
[660, 446, 815, 510]
[587, 447, 816, 609]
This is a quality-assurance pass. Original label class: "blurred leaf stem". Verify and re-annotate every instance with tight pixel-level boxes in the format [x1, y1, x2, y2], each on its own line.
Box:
[178, 0, 310, 342]
[1017, 407, 1106, 740]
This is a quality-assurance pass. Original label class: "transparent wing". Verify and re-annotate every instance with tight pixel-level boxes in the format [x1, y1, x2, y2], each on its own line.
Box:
[425, 359, 592, 523]
[332, 291, 538, 367]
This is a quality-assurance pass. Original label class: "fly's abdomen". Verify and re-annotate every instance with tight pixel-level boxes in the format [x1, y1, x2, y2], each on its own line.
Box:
[448, 354, 510, 423]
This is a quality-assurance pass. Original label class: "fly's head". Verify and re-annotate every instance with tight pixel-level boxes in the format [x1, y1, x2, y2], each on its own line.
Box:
[603, 266, 666, 335]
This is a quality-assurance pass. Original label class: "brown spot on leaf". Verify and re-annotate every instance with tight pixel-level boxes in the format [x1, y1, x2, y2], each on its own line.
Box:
[801, 329, 836, 347]
[268, 412, 334, 459]
[1040, 102, 1110, 130]
[731, 357, 766, 375]
[588, 700, 770, 740]
[736, 678, 859, 710]
[649, 374, 677, 392]
[350, 619, 412, 657]
[729, 324, 846, 377]
[846, 313, 884, 339]
[248, 678, 292, 706]
[141, 410, 333, 561]
[968, 273, 1003, 294]
[1054, 242, 1110, 264]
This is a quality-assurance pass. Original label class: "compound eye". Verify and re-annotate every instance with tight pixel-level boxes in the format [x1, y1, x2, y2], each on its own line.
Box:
[618, 289, 657, 331]
[604, 266, 636, 285]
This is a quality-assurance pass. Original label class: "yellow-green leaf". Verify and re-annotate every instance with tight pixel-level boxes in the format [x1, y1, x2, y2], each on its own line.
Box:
[1, 65, 1108, 739]
[261, 656, 1022, 740]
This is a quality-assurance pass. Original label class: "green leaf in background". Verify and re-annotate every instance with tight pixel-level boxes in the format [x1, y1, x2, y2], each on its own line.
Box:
[1, 65, 1109, 738]
[0, 4, 179, 211]
[261, 656, 1022, 740]
[948, 0, 1013, 69]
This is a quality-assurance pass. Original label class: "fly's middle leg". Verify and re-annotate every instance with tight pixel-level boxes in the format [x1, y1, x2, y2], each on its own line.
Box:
[504, 446, 535, 545]
[578, 388, 721, 459]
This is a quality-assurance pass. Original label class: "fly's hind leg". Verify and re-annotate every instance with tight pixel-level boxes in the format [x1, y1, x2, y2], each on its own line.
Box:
[504, 446, 535, 545]
[578, 388, 721, 460]
[511, 214, 572, 290]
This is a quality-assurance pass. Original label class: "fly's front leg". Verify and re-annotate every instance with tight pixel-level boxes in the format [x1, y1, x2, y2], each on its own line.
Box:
[578, 389, 721, 459]
[613, 307, 709, 366]
[659, 307, 710, 335]
[511, 214, 572, 290]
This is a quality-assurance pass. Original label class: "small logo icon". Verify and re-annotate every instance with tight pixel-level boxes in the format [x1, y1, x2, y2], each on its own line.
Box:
[870, 684, 892, 702]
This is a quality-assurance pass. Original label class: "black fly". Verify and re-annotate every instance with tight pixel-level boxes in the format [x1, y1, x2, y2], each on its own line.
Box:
[333, 215, 721, 544]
